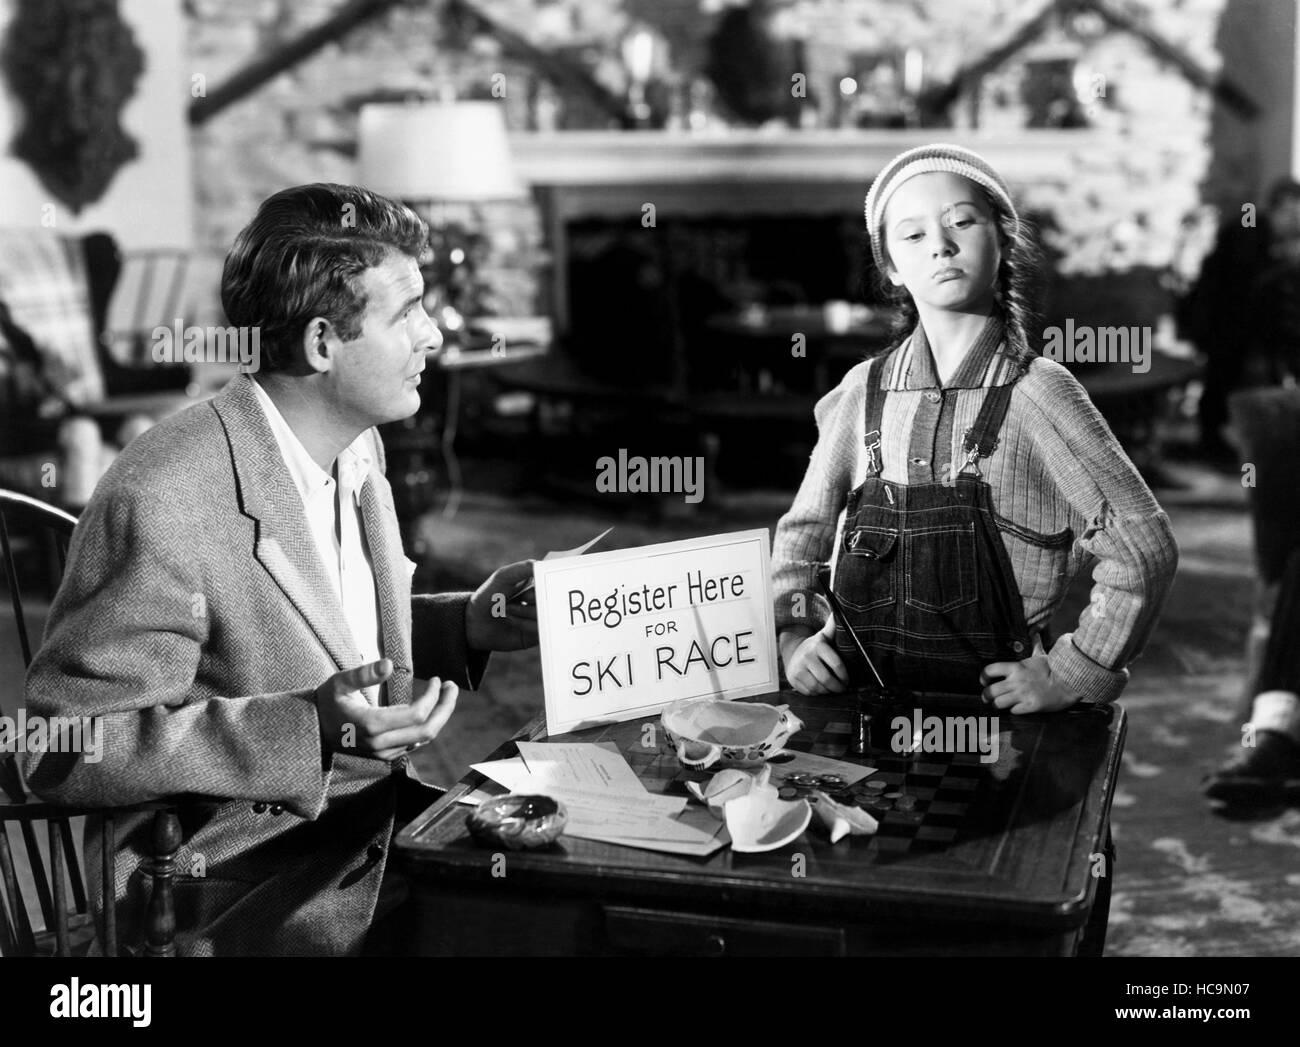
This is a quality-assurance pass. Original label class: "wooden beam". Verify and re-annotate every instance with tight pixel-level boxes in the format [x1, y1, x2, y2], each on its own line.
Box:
[1087, 0, 1259, 118]
[189, 0, 408, 126]
[189, 0, 631, 130]
[917, 1, 1058, 120]
[446, 0, 631, 127]
[918, 0, 1259, 123]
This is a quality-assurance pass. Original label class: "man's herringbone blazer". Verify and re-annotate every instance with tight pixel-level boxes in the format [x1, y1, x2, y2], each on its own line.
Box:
[24, 373, 480, 956]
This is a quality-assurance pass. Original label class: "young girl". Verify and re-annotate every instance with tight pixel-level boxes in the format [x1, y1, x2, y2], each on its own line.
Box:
[773, 143, 1178, 712]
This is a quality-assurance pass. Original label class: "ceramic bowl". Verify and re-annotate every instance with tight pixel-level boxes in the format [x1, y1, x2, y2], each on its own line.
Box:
[684, 765, 772, 816]
[810, 789, 879, 843]
[661, 698, 804, 770]
[723, 784, 811, 853]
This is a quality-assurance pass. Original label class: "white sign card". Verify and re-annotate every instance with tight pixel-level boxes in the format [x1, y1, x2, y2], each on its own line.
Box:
[534, 529, 779, 735]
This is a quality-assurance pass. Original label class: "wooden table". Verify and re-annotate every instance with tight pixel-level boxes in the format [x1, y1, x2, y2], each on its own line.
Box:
[1055, 351, 1202, 485]
[705, 305, 896, 397]
[396, 692, 1125, 957]
[433, 342, 549, 518]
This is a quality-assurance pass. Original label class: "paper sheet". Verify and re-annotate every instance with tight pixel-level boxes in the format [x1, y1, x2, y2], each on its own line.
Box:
[544, 527, 614, 562]
[467, 742, 726, 852]
[581, 807, 730, 856]
[464, 776, 717, 851]
[766, 749, 876, 786]
[512, 527, 613, 599]
[469, 756, 534, 793]
[456, 782, 729, 857]
[554, 791, 697, 841]
[516, 741, 647, 794]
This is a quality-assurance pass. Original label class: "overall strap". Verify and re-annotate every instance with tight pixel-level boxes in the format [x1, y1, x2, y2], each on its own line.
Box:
[959, 349, 1032, 474]
[862, 352, 892, 477]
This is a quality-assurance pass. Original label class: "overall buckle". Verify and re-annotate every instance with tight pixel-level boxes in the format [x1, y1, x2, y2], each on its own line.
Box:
[864, 428, 882, 475]
[960, 427, 997, 478]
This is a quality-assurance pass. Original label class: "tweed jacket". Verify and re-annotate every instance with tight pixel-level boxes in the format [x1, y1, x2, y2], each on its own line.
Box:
[773, 323, 1179, 705]
[24, 373, 481, 956]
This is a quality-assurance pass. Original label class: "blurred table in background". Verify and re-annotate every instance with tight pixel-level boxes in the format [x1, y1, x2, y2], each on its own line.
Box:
[1070, 350, 1202, 485]
[380, 317, 553, 529]
[436, 340, 550, 518]
[704, 302, 896, 398]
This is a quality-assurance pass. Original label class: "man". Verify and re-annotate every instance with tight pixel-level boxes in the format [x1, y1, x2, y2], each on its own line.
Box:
[23, 184, 537, 955]
[1183, 178, 1300, 458]
[1203, 551, 1300, 812]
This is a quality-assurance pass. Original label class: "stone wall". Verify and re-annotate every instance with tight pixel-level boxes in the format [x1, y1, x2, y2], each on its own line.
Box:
[184, 0, 1267, 321]
[187, 0, 551, 318]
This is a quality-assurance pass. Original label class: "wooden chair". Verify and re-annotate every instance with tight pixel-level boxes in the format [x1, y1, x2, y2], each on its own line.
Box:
[0, 489, 180, 956]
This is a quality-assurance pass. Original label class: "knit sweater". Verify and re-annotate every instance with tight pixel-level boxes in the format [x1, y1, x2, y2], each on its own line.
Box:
[772, 319, 1179, 704]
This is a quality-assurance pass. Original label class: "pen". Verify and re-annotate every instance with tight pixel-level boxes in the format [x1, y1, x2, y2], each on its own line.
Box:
[816, 565, 890, 757]
[816, 565, 886, 689]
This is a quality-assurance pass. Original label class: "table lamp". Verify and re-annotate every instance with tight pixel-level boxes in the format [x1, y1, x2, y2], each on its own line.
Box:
[356, 100, 524, 334]
[357, 101, 527, 522]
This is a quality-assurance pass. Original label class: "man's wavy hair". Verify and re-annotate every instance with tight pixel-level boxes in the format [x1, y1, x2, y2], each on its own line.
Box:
[221, 183, 428, 373]
[872, 182, 1043, 363]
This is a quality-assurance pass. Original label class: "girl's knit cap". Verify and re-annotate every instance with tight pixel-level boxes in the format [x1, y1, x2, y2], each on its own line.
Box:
[864, 143, 1019, 270]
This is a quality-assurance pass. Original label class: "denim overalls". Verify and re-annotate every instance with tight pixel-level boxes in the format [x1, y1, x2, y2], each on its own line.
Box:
[832, 347, 1035, 695]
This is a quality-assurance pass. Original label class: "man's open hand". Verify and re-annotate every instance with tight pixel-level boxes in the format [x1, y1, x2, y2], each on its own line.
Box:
[315, 658, 459, 761]
[466, 559, 539, 652]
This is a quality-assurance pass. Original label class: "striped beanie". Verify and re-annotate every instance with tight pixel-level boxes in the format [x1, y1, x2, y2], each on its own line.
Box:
[864, 143, 1019, 271]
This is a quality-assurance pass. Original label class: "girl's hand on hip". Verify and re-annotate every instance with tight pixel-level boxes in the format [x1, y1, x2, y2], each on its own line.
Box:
[980, 636, 1081, 714]
[783, 617, 850, 696]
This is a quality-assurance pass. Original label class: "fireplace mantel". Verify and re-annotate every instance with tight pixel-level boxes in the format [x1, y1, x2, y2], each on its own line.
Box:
[513, 128, 1093, 331]
[509, 129, 1092, 190]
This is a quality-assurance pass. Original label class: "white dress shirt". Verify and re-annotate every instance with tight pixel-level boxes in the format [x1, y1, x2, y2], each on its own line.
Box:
[251, 379, 383, 699]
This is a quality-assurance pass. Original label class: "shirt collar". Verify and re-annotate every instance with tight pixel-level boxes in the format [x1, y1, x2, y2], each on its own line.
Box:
[884, 314, 1020, 390]
[335, 443, 373, 506]
[250, 377, 374, 507]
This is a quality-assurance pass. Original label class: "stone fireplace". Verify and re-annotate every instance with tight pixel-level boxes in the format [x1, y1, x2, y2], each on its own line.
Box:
[512, 128, 1086, 394]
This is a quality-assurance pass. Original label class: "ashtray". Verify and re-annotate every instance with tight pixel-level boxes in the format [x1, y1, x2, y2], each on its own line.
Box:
[465, 794, 567, 851]
[661, 698, 804, 770]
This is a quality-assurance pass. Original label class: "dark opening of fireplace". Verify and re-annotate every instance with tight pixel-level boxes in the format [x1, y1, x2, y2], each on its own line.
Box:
[564, 213, 875, 394]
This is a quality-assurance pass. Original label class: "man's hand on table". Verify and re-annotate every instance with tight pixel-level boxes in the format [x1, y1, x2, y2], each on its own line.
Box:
[316, 658, 459, 761]
[466, 559, 540, 652]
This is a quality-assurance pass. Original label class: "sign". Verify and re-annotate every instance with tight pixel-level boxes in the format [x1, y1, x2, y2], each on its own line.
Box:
[534, 529, 779, 735]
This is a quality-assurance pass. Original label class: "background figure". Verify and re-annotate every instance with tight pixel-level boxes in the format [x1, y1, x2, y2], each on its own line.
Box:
[1204, 545, 1300, 811]
[1182, 179, 1300, 458]
[1247, 191, 1300, 387]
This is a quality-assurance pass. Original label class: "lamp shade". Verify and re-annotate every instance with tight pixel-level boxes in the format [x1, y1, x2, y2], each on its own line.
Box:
[356, 101, 523, 201]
